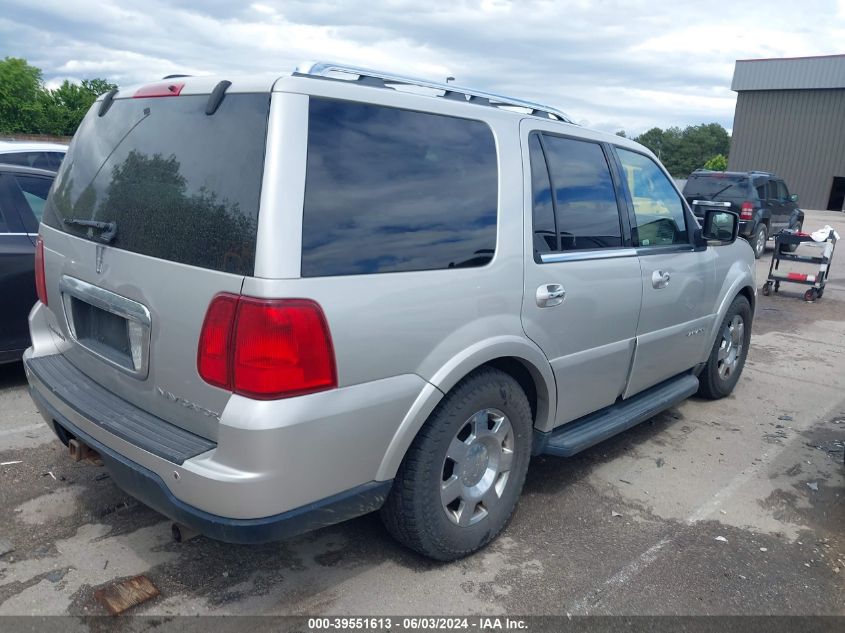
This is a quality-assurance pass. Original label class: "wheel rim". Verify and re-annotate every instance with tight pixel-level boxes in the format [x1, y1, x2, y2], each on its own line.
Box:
[440, 408, 514, 527]
[717, 314, 745, 380]
[755, 227, 766, 256]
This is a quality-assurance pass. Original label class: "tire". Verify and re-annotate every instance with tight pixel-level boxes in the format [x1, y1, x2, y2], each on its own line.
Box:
[381, 367, 533, 561]
[750, 223, 768, 259]
[761, 282, 771, 297]
[697, 295, 752, 399]
[780, 222, 802, 253]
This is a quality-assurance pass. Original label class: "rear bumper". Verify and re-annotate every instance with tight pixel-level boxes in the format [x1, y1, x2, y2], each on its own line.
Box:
[23, 333, 426, 542]
[30, 384, 390, 544]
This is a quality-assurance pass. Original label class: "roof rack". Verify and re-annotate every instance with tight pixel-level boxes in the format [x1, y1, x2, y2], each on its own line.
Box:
[295, 61, 574, 124]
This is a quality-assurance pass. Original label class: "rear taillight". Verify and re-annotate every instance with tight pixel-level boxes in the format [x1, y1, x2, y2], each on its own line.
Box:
[197, 293, 238, 390]
[740, 201, 754, 221]
[133, 82, 185, 98]
[34, 236, 48, 306]
[197, 294, 337, 400]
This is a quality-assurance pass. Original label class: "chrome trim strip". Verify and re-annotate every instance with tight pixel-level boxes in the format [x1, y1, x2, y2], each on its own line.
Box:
[540, 248, 637, 264]
[60, 276, 151, 326]
[59, 276, 151, 379]
[692, 200, 731, 207]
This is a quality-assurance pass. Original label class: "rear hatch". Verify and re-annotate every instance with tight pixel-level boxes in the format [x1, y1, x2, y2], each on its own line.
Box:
[39, 86, 270, 440]
[682, 173, 751, 219]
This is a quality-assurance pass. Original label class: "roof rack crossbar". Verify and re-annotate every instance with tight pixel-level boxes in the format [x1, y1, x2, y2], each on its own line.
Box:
[295, 61, 574, 123]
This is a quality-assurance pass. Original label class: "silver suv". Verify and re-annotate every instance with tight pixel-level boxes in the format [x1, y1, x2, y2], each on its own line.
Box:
[24, 63, 755, 560]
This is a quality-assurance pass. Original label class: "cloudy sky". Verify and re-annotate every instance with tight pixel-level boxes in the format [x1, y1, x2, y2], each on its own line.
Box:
[2, 0, 844, 135]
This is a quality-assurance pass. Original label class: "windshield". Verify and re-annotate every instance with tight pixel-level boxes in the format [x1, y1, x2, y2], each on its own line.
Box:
[682, 174, 750, 200]
[43, 93, 270, 275]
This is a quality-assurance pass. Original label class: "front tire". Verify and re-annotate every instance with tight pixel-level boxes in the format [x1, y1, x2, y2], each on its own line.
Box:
[751, 223, 768, 259]
[381, 368, 533, 561]
[698, 295, 752, 399]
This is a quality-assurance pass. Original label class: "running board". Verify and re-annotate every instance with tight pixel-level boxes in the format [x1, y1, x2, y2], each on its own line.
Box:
[535, 373, 699, 457]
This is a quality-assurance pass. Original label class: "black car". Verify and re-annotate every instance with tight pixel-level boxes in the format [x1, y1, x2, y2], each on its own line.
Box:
[683, 170, 804, 259]
[0, 164, 55, 363]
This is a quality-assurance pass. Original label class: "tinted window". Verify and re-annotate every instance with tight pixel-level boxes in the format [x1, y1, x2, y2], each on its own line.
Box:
[618, 148, 688, 247]
[683, 173, 749, 199]
[541, 135, 622, 250]
[0, 152, 33, 167]
[767, 181, 778, 201]
[43, 94, 269, 275]
[528, 134, 556, 255]
[13, 174, 53, 225]
[0, 202, 8, 232]
[777, 181, 789, 200]
[301, 99, 498, 276]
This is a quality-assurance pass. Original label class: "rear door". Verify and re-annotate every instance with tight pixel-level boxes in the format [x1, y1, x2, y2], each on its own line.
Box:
[775, 180, 795, 228]
[39, 90, 270, 440]
[0, 173, 37, 356]
[520, 124, 642, 425]
[613, 147, 718, 396]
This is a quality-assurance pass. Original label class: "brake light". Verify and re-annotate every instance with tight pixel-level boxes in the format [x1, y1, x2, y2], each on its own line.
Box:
[197, 295, 337, 399]
[133, 82, 184, 98]
[197, 293, 238, 390]
[740, 202, 754, 221]
[34, 236, 48, 306]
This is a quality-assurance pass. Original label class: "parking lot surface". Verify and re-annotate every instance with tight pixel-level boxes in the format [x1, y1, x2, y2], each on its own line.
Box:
[0, 210, 843, 617]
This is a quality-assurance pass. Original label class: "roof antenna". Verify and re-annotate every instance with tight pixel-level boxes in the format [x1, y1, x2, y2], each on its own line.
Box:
[446, 76, 455, 83]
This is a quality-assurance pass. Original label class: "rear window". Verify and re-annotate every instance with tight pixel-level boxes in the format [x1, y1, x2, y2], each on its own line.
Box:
[301, 99, 498, 277]
[43, 94, 269, 275]
[682, 173, 750, 200]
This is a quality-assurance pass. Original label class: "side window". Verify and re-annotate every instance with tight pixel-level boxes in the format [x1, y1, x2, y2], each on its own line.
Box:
[48, 152, 65, 170]
[0, 152, 33, 167]
[617, 148, 688, 247]
[528, 134, 556, 255]
[301, 99, 498, 277]
[754, 180, 766, 201]
[540, 135, 622, 250]
[13, 175, 53, 226]
[767, 180, 778, 201]
[777, 181, 789, 200]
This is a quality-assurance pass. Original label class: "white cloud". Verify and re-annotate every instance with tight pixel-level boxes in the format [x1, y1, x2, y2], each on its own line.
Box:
[1, 0, 843, 135]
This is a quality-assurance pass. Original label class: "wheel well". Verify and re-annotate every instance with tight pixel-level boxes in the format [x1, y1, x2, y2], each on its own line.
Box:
[484, 357, 539, 423]
[737, 285, 755, 315]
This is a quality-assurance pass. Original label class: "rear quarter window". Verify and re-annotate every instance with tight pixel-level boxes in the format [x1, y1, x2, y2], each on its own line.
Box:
[301, 99, 498, 277]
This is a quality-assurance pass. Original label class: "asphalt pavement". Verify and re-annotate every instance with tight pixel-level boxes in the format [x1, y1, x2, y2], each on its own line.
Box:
[0, 210, 843, 618]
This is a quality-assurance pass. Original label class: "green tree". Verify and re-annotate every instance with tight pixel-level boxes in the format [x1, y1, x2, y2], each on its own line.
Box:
[634, 123, 730, 177]
[0, 57, 116, 136]
[615, 130, 627, 138]
[0, 57, 44, 133]
[703, 153, 728, 171]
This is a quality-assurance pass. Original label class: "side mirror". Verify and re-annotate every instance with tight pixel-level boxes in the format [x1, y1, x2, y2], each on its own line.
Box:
[789, 193, 799, 202]
[701, 208, 739, 246]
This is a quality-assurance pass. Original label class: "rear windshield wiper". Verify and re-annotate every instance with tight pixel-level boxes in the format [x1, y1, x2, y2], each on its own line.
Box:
[708, 184, 734, 200]
[62, 218, 118, 243]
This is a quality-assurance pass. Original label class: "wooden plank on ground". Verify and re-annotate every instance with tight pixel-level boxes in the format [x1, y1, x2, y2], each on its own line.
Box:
[93, 575, 160, 615]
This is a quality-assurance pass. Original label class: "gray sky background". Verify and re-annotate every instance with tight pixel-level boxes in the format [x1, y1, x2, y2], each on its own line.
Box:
[2, 0, 844, 135]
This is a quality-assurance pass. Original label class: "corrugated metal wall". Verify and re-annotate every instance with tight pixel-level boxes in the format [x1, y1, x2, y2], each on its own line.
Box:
[728, 89, 845, 210]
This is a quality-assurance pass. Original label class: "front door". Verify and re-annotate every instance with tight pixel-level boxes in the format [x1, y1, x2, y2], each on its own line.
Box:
[519, 124, 642, 426]
[612, 148, 717, 397]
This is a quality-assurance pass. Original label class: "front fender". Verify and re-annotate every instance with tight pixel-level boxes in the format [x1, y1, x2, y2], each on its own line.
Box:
[701, 240, 756, 363]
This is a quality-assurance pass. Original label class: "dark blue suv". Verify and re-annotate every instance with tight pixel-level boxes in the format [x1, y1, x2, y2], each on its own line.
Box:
[683, 170, 804, 258]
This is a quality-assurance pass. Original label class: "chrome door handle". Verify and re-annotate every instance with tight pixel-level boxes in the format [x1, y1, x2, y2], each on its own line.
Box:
[651, 270, 671, 289]
[536, 283, 565, 307]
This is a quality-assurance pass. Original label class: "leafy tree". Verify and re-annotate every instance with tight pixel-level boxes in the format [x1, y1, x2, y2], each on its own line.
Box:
[615, 130, 627, 138]
[703, 154, 728, 171]
[0, 57, 116, 136]
[634, 123, 730, 177]
[0, 57, 44, 133]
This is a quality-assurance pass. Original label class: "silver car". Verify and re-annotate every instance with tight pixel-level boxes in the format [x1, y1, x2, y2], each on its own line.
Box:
[24, 63, 755, 560]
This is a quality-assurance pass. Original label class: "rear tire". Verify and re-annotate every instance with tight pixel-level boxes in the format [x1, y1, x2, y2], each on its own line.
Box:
[698, 295, 752, 399]
[381, 368, 532, 561]
[751, 223, 768, 259]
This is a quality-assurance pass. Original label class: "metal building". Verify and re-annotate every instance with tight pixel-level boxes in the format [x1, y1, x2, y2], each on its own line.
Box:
[728, 54, 845, 211]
